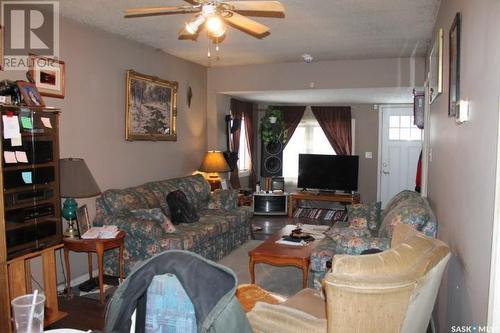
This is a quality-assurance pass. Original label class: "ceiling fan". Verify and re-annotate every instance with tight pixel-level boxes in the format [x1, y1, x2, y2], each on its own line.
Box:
[124, 0, 285, 40]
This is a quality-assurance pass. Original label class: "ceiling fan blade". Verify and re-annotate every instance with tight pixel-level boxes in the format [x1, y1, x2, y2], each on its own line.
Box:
[124, 6, 200, 18]
[178, 26, 198, 40]
[224, 1, 285, 17]
[223, 11, 270, 37]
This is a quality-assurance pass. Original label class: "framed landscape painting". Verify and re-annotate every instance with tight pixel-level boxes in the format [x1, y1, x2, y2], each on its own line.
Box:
[125, 70, 178, 141]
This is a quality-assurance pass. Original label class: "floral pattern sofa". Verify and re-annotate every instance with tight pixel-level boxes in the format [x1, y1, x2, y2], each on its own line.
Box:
[310, 190, 438, 288]
[93, 174, 251, 276]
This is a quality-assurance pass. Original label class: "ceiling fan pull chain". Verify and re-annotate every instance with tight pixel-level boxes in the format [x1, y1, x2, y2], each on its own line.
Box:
[216, 37, 221, 61]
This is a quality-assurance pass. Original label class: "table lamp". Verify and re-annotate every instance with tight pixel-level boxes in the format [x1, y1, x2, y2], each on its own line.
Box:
[60, 158, 101, 237]
[199, 151, 231, 191]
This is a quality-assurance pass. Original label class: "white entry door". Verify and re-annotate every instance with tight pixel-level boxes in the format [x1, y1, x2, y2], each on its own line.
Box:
[378, 105, 422, 207]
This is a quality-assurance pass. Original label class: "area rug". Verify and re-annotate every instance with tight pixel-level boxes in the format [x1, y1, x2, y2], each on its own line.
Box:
[218, 240, 313, 297]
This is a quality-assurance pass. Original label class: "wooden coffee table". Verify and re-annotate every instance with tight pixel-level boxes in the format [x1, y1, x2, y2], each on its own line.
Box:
[248, 225, 317, 288]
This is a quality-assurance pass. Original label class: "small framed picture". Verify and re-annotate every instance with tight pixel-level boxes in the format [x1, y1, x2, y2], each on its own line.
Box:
[448, 13, 461, 117]
[76, 205, 91, 239]
[220, 179, 229, 190]
[16, 81, 45, 107]
[29, 55, 65, 98]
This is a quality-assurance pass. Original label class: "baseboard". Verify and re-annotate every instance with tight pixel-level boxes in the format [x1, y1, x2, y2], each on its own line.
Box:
[57, 269, 99, 292]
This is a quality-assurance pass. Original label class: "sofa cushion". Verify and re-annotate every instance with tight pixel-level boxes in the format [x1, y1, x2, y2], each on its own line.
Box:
[148, 174, 211, 216]
[129, 208, 176, 234]
[208, 189, 238, 210]
[378, 196, 436, 238]
[167, 190, 200, 224]
[347, 202, 381, 235]
[281, 288, 326, 320]
[101, 188, 151, 214]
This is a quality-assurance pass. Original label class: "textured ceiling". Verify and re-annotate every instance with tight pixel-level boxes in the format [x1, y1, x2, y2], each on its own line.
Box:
[60, 0, 440, 67]
[224, 87, 416, 104]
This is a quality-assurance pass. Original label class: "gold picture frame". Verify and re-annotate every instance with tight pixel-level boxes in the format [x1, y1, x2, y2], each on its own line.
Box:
[125, 70, 178, 141]
[76, 205, 91, 239]
[428, 28, 443, 104]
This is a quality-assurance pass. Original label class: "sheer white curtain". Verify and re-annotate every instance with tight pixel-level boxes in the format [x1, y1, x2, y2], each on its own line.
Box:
[283, 106, 335, 188]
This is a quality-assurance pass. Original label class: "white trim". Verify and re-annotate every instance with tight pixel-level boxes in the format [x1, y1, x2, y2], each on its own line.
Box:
[376, 103, 418, 202]
[421, 81, 431, 197]
[487, 95, 500, 327]
[351, 119, 356, 155]
[376, 106, 383, 201]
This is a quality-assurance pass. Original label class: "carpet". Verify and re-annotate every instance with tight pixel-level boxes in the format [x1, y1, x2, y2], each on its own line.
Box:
[218, 240, 314, 297]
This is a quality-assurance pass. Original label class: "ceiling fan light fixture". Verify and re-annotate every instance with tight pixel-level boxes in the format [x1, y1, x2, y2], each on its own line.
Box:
[186, 15, 206, 34]
[206, 15, 226, 37]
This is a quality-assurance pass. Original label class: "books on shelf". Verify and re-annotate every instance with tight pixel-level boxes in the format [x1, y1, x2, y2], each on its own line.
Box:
[81, 225, 119, 239]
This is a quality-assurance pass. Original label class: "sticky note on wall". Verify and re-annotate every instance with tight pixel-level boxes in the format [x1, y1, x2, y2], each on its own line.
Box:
[21, 116, 33, 129]
[4, 151, 17, 164]
[41, 117, 52, 128]
[2, 115, 21, 139]
[21, 171, 33, 184]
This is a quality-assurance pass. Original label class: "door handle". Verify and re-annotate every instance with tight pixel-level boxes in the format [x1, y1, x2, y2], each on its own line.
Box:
[382, 162, 390, 174]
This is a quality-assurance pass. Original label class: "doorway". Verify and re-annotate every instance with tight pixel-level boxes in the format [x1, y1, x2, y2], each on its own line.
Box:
[377, 104, 422, 207]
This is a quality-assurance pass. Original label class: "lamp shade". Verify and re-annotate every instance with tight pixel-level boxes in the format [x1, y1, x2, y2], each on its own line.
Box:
[199, 151, 230, 173]
[60, 158, 101, 198]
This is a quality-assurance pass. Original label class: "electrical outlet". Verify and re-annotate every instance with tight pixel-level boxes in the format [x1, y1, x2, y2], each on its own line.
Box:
[365, 152, 373, 159]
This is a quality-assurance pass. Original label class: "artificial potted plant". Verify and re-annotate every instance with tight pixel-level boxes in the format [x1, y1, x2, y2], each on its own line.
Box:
[260, 107, 287, 145]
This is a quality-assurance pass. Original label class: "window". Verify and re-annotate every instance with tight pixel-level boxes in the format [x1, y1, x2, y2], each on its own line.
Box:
[283, 108, 335, 180]
[389, 115, 422, 141]
[238, 117, 252, 176]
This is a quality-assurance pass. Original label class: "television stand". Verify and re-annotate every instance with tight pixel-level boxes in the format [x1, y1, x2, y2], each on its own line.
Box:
[288, 192, 360, 218]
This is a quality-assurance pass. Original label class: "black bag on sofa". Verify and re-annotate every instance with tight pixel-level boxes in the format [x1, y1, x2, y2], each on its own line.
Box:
[166, 190, 200, 224]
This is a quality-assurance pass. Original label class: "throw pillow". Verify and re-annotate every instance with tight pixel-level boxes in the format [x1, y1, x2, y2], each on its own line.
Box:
[129, 208, 176, 234]
[166, 190, 200, 225]
[347, 202, 382, 235]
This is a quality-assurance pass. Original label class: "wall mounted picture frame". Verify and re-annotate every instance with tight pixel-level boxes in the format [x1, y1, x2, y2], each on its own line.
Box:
[16, 81, 45, 107]
[448, 13, 461, 118]
[126, 70, 178, 141]
[76, 205, 91, 239]
[28, 55, 65, 98]
[0, 25, 4, 71]
[428, 28, 443, 104]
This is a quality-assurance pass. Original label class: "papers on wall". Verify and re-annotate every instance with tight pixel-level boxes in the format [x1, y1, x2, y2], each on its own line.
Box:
[3, 151, 16, 163]
[21, 171, 33, 184]
[2, 115, 21, 139]
[15, 151, 28, 163]
[81, 226, 119, 239]
[41, 117, 52, 128]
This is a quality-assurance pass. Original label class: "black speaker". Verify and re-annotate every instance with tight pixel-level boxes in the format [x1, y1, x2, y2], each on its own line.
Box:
[261, 141, 283, 177]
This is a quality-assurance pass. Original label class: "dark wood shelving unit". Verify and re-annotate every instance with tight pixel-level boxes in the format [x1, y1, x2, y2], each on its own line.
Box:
[0, 105, 65, 332]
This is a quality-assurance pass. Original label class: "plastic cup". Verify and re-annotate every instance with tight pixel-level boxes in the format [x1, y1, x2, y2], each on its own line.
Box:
[11, 293, 45, 333]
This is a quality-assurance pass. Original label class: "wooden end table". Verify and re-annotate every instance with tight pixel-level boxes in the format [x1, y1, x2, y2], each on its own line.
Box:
[63, 231, 126, 304]
[248, 225, 317, 288]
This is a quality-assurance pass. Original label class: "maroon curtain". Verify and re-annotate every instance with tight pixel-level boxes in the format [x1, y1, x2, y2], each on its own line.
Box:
[272, 105, 306, 147]
[311, 106, 352, 155]
[230, 99, 254, 189]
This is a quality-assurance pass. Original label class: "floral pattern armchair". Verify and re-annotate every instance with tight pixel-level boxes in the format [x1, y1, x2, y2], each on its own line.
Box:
[310, 190, 438, 288]
[93, 174, 251, 275]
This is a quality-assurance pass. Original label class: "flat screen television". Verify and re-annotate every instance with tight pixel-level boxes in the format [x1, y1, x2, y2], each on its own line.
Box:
[297, 154, 359, 192]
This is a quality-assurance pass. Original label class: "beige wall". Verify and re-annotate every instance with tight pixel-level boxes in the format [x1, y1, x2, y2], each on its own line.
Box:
[207, 57, 425, 150]
[0, 18, 207, 284]
[427, 0, 500, 330]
